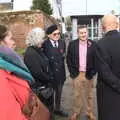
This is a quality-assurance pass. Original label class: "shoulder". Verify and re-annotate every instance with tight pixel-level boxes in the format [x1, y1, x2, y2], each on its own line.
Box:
[96, 37, 107, 48]
[69, 39, 79, 45]
[42, 39, 51, 48]
[58, 39, 65, 44]
[43, 39, 50, 45]
[25, 46, 34, 54]
[24, 46, 38, 58]
[88, 39, 95, 43]
[87, 39, 96, 47]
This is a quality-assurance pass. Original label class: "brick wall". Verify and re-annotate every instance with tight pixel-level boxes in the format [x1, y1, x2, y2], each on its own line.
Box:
[0, 10, 57, 48]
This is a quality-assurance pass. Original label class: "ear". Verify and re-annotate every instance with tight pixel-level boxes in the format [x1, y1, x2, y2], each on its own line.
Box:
[48, 34, 51, 38]
[116, 22, 119, 29]
[101, 25, 105, 32]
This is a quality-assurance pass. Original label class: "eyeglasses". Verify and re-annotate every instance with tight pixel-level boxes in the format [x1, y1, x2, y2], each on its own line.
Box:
[52, 32, 60, 36]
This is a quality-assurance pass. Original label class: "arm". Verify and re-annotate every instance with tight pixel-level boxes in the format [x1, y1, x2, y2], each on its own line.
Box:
[86, 43, 97, 79]
[24, 51, 53, 85]
[94, 43, 120, 93]
[66, 42, 78, 78]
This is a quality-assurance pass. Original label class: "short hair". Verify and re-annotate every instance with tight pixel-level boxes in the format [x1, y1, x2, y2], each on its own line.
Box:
[77, 25, 87, 31]
[0, 24, 8, 41]
[26, 27, 45, 46]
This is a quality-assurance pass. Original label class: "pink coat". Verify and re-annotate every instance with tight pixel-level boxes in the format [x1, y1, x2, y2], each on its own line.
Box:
[0, 69, 30, 120]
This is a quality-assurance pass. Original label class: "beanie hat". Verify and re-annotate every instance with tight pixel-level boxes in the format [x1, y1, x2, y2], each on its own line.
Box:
[46, 24, 58, 35]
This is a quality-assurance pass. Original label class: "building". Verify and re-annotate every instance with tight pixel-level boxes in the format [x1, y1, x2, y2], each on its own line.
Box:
[67, 0, 120, 40]
[0, 0, 13, 11]
[0, 10, 58, 48]
[71, 15, 104, 40]
[71, 14, 120, 40]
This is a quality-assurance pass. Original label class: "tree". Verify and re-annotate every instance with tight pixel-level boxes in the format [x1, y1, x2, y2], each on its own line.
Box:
[31, 0, 53, 15]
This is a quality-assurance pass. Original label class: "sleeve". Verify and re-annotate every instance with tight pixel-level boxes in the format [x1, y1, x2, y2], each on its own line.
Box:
[66, 42, 78, 78]
[86, 43, 97, 80]
[94, 43, 120, 94]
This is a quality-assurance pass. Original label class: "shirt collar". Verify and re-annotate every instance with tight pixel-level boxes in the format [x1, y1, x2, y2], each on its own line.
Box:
[79, 40, 87, 45]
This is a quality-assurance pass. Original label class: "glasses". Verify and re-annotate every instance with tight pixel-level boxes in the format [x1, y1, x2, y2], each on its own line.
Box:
[52, 32, 60, 36]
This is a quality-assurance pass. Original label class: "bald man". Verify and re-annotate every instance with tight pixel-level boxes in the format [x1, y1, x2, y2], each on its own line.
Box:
[86, 14, 120, 120]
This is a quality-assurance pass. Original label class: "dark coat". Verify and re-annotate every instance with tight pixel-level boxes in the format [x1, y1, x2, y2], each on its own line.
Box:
[42, 39, 66, 87]
[87, 30, 120, 120]
[24, 46, 54, 87]
[66, 38, 95, 79]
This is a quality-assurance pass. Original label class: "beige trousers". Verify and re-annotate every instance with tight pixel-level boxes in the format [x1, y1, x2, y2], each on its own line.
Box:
[73, 72, 94, 115]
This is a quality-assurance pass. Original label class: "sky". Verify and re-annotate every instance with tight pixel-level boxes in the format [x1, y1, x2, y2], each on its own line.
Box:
[62, 0, 120, 16]
[0, 0, 120, 17]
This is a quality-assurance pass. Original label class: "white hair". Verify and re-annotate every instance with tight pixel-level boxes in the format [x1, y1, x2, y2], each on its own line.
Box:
[26, 27, 45, 46]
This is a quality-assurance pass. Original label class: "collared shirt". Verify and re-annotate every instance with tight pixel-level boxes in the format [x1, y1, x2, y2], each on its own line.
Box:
[50, 40, 59, 48]
[79, 40, 87, 72]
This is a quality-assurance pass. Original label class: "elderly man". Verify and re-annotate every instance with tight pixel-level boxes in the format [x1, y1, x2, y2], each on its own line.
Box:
[86, 14, 120, 120]
[43, 24, 68, 117]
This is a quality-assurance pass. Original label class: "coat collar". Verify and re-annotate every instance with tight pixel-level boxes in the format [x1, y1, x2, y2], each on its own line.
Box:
[104, 30, 118, 37]
[75, 38, 92, 47]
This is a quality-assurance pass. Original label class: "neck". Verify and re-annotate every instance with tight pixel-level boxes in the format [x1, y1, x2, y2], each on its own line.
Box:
[79, 39, 87, 42]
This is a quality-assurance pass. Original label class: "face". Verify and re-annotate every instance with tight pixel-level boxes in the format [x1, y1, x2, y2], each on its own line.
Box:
[48, 29, 60, 41]
[2, 31, 16, 50]
[77, 28, 88, 41]
[36, 40, 44, 48]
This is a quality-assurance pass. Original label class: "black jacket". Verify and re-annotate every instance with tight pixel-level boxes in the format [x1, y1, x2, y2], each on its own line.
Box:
[66, 38, 95, 79]
[24, 46, 54, 87]
[43, 39, 66, 87]
[87, 30, 120, 120]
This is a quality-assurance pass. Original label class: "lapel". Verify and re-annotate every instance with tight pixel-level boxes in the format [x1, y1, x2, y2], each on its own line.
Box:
[74, 39, 79, 68]
[75, 39, 79, 60]
[47, 39, 54, 48]
[86, 39, 93, 62]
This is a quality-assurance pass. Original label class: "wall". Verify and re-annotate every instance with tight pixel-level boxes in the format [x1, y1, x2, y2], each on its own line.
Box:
[0, 10, 57, 48]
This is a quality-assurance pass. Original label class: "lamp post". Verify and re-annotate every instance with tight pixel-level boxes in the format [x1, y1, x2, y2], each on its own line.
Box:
[86, 0, 87, 15]
[56, 0, 63, 32]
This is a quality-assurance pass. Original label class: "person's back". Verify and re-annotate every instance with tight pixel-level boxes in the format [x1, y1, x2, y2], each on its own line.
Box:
[94, 14, 120, 120]
[97, 31, 120, 78]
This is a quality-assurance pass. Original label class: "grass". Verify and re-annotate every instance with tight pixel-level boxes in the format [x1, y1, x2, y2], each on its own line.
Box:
[15, 48, 25, 58]
[15, 48, 25, 55]
[53, 115, 68, 120]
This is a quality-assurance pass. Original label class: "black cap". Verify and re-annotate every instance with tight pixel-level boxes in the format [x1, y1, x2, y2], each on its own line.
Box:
[46, 24, 58, 35]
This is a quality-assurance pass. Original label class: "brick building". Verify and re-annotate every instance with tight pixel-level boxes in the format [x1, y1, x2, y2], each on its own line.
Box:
[0, 10, 58, 48]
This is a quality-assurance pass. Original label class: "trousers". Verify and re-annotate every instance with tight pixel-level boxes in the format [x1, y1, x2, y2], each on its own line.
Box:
[54, 83, 63, 110]
[73, 72, 94, 115]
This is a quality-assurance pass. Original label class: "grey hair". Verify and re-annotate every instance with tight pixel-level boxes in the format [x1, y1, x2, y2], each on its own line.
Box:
[26, 27, 45, 46]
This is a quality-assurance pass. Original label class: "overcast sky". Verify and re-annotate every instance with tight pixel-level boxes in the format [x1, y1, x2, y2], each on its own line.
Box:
[62, 0, 120, 16]
[1, 0, 120, 17]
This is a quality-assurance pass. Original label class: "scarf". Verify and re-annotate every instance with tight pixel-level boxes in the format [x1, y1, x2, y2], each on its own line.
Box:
[0, 45, 34, 85]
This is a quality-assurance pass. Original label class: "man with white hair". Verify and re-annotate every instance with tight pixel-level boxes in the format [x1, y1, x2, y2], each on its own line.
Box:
[86, 14, 120, 120]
